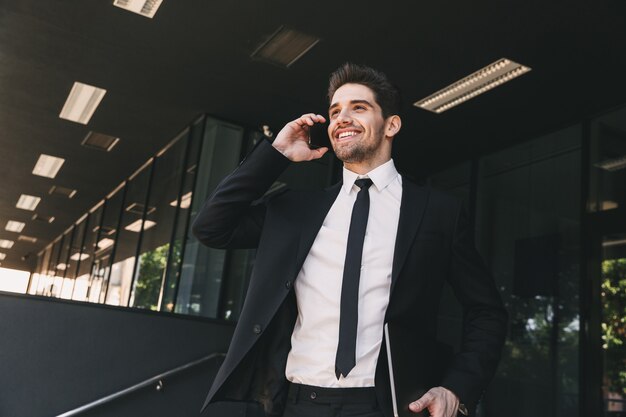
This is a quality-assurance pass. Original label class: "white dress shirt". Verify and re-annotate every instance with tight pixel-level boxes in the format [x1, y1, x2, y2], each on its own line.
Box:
[285, 159, 402, 387]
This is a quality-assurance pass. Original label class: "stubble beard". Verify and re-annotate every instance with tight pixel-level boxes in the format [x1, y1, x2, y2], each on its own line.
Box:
[333, 127, 386, 164]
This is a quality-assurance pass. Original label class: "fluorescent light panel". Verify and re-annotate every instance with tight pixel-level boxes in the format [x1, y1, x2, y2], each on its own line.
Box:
[18, 235, 37, 243]
[56, 263, 68, 271]
[113, 0, 163, 18]
[0, 253, 5, 260]
[16, 194, 41, 211]
[169, 192, 192, 209]
[0, 240, 14, 249]
[603, 238, 626, 248]
[59, 82, 107, 125]
[594, 155, 626, 172]
[251, 26, 320, 68]
[124, 219, 156, 232]
[70, 253, 89, 261]
[32, 154, 65, 179]
[5, 221, 26, 233]
[414, 58, 531, 113]
[97, 238, 115, 250]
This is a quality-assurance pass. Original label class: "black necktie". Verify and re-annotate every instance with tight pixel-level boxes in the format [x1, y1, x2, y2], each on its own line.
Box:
[335, 178, 373, 379]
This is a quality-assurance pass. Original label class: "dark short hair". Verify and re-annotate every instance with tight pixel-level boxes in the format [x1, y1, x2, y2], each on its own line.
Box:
[327, 63, 401, 119]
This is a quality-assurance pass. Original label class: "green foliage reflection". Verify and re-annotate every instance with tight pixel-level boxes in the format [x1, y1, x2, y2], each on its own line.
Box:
[601, 258, 626, 394]
[134, 243, 170, 310]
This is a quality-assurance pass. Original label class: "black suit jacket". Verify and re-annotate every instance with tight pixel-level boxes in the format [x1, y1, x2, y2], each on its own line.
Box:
[192, 139, 508, 417]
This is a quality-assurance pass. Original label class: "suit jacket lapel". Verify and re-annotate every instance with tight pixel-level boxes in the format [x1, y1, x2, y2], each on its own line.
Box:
[294, 182, 342, 275]
[390, 178, 431, 296]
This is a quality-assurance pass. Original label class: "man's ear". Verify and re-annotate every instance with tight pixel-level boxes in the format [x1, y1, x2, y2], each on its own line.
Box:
[385, 115, 402, 138]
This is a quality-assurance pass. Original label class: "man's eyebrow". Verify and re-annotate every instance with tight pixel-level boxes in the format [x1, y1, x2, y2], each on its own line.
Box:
[328, 99, 374, 112]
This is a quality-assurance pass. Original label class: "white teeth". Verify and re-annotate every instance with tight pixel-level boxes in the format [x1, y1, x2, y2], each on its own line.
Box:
[338, 131, 358, 139]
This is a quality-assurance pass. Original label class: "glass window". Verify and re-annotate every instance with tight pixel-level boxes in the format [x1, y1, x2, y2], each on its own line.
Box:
[132, 131, 190, 311]
[589, 106, 626, 212]
[36, 245, 53, 295]
[176, 118, 244, 318]
[600, 234, 626, 415]
[476, 125, 582, 417]
[75, 206, 102, 302]
[58, 227, 77, 299]
[46, 238, 63, 297]
[161, 122, 203, 313]
[93, 190, 125, 304]
[106, 165, 153, 307]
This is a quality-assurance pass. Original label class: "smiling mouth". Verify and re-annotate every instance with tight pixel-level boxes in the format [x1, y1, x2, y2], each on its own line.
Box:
[335, 130, 361, 141]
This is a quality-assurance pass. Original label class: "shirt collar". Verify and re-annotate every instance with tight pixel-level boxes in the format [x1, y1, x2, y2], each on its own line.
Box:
[341, 159, 399, 194]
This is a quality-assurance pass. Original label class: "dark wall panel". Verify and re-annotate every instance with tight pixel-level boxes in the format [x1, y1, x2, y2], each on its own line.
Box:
[0, 292, 235, 417]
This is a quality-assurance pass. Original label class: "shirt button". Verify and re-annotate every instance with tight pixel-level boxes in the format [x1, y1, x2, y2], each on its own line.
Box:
[253, 324, 262, 334]
[285, 281, 292, 290]
[310, 391, 317, 400]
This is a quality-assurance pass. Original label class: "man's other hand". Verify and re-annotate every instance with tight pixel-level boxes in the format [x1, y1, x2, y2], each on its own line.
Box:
[409, 386, 460, 417]
[272, 113, 329, 162]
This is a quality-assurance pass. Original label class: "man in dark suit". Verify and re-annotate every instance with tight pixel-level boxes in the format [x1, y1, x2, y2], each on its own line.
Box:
[193, 63, 507, 417]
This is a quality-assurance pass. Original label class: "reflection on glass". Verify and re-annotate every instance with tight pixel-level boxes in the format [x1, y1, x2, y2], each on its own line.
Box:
[133, 130, 190, 310]
[133, 244, 169, 310]
[176, 119, 245, 318]
[601, 235, 626, 415]
[476, 125, 581, 417]
[589, 107, 626, 212]
[106, 164, 152, 307]
[94, 192, 124, 303]
[161, 121, 203, 312]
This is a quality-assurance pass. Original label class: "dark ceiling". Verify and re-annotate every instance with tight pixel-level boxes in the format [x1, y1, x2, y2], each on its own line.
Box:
[1, 0, 626, 271]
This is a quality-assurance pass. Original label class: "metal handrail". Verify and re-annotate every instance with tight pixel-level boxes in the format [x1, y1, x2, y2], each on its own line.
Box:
[56, 352, 226, 417]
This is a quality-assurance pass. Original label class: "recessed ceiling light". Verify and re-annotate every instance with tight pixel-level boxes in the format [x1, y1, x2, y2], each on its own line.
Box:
[5, 221, 26, 233]
[0, 253, 5, 260]
[59, 82, 107, 125]
[414, 58, 531, 113]
[251, 26, 320, 68]
[16, 194, 41, 211]
[124, 219, 156, 232]
[31, 214, 55, 224]
[32, 154, 65, 179]
[56, 263, 68, 271]
[169, 192, 192, 209]
[97, 238, 115, 250]
[81, 131, 120, 152]
[0, 240, 15, 249]
[70, 253, 89, 261]
[49, 185, 77, 199]
[18, 235, 37, 243]
[113, 0, 163, 18]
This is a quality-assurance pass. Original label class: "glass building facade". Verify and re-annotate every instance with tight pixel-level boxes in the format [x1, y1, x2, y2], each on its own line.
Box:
[27, 105, 625, 416]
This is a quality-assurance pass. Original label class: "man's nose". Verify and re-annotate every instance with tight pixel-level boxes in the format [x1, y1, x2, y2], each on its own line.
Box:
[336, 110, 351, 124]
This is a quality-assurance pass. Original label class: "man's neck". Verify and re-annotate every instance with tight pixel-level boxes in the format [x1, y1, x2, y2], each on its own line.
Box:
[343, 156, 392, 175]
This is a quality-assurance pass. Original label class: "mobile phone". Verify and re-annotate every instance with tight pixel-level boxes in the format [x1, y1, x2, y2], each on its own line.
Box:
[308, 122, 332, 151]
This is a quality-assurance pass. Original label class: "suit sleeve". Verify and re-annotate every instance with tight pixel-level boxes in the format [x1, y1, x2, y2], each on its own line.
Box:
[440, 202, 509, 411]
[191, 138, 291, 249]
